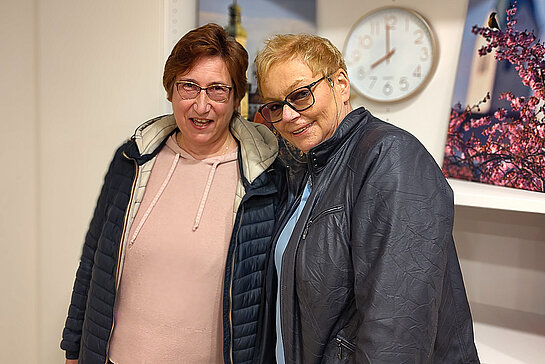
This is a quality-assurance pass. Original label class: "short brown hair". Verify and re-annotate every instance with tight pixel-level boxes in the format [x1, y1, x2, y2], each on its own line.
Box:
[255, 34, 347, 95]
[163, 23, 248, 103]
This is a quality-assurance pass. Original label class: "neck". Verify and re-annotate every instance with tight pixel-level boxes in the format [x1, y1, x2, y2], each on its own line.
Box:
[176, 132, 236, 160]
[340, 102, 353, 121]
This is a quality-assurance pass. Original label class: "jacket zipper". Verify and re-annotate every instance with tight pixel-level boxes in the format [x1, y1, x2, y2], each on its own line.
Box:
[301, 205, 344, 239]
[104, 152, 140, 364]
[229, 204, 245, 363]
[335, 336, 356, 359]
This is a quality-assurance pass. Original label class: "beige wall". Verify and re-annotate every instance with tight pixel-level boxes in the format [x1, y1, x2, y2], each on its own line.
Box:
[1, 0, 187, 362]
[1, 0, 544, 362]
[1, 0, 39, 362]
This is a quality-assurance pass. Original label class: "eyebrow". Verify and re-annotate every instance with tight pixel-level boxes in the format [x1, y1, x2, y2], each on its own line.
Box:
[263, 77, 310, 102]
[177, 78, 231, 86]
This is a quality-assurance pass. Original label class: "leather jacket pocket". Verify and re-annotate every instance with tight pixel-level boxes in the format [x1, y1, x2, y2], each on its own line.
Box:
[301, 205, 344, 240]
[322, 334, 356, 363]
[335, 335, 357, 360]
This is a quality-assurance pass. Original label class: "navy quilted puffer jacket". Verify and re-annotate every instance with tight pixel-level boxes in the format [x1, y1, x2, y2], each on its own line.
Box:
[61, 115, 281, 364]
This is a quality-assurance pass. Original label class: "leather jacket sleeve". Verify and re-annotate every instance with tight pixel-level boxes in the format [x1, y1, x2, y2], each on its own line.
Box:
[349, 131, 469, 363]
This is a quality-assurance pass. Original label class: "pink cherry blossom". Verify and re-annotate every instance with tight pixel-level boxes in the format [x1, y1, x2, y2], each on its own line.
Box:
[443, 2, 545, 192]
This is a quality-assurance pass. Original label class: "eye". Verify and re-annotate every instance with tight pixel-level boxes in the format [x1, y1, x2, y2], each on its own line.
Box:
[211, 85, 229, 92]
[266, 102, 284, 112]
[181, 82, 199, 91]
[288, 88, 311, 103]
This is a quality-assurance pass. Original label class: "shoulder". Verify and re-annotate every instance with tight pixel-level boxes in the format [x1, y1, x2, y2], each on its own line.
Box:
[231, 115, 279, 182]
[349, 116, 432, 169]
[349, 115, 452, 199]
[358, 117, 424, 154]
[231, 115, 278, 153]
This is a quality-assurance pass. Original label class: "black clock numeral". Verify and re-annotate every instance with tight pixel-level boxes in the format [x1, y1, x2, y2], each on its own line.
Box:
[385, 15, 397, 29]
[351, 49, 361, 63]
[370, 21, 380, 35]
[413, 65, 422, 78]
[369, 76, 377, 89]
[383, 81, 393, 96]
[359, 35, 372, 48]
[413, 29, 424, 44]
[399, 77, 409, 91]
[420, 47, 429, 61]
[357, 66, 365, 80]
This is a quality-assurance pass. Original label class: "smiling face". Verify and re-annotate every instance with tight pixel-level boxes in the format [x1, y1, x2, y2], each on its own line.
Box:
[171, 56, 239, 157]
[260, 58, 351, 153]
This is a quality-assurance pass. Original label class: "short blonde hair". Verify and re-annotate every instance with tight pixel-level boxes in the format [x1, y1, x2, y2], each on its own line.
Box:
[255, 34, 347, 95]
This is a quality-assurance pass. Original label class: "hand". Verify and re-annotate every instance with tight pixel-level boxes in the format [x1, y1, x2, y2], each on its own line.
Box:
[66, 360, 78, 364]
[370, 49, 396, 69]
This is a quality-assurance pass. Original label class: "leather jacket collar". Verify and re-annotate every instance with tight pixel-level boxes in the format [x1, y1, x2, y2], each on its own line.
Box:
[306, 107, 369, 175]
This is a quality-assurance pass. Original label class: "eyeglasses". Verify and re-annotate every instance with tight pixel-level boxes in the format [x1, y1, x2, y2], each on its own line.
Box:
[258, 76, 329, 123]
[175, 81, 233, 103]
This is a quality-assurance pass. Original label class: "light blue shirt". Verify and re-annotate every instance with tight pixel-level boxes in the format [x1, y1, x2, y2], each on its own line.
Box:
[275, 182, 312, 363]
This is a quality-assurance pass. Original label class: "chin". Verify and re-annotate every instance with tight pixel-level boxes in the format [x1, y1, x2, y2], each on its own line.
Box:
[296, 145, 312, 154]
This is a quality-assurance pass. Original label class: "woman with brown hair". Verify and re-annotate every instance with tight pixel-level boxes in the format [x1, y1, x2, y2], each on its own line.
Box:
[61, 23, 281, 364]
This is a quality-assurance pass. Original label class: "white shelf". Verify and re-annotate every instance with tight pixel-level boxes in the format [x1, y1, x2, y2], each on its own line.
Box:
[470, 302, 545, 364]
[447, 178, 545, 214]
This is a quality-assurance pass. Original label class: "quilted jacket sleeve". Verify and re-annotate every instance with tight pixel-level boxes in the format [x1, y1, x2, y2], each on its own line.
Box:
[60, 148, 121, 359]
[350, 130, 477, 363]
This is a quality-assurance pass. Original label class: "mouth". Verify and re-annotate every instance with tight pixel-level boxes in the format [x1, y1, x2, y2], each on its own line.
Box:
[291, 121, 314, 136]
[190, 118, 213, 127]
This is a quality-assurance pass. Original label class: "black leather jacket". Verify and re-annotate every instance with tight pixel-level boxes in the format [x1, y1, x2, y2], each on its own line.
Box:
[264, 107, 480, 363]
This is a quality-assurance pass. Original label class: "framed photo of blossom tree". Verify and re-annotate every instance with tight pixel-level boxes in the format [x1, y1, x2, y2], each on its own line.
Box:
[443, 0, 545, 193]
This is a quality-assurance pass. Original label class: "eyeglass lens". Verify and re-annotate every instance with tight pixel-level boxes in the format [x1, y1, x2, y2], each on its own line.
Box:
[259, 77, 325, 123]
[176, 82, 231, 102]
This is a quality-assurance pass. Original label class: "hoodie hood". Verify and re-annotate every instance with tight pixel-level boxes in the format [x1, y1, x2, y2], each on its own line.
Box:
[130, 114, 278, 183]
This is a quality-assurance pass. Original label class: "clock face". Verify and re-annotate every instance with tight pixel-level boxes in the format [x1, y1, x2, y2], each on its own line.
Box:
[344, 7, 438, 103]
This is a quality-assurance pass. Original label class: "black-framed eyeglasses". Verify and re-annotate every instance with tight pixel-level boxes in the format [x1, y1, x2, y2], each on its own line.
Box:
[175, 81, 233, 103]
[258, 76, 330, 123]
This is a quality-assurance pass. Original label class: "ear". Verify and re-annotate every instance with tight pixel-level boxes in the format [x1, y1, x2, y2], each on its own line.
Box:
[335, 69, 351, 104]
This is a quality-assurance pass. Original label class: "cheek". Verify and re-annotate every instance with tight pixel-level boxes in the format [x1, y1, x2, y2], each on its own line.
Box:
[172, 98, 191, 113]
[274, 123, 290, 139]
[215, 103, 236, 124]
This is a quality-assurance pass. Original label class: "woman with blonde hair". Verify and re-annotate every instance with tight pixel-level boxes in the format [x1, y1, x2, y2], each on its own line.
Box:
[255, 34, 479, 363]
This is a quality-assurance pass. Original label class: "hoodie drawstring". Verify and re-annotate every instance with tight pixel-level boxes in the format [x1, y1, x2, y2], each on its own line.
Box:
[129, 152, 223, 245]
[129, 153, 180, 246]
[193, 160, 220, 231]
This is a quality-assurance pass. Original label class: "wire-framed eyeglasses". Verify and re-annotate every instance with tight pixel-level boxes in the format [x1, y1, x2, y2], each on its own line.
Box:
[175, 81, 233, 103]
[258, 76, 330, 123]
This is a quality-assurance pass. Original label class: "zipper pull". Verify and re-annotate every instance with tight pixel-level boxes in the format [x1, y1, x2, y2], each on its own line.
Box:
[337, 338, 343, 359]
[301, 220, 312, 240]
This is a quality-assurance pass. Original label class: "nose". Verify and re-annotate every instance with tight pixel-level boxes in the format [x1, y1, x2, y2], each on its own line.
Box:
[193, 91, 211, 114]
[281, 103, 300, 123]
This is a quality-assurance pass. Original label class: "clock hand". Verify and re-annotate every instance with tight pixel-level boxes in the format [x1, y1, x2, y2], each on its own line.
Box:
[385, 25, 391, 52]
[386, 24, 391, 64]
[370, 48, 396, 69]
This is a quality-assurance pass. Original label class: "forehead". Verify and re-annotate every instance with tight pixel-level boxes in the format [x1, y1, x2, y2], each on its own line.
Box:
[261, 58, 316, 100]
[178, 56, 231, 83]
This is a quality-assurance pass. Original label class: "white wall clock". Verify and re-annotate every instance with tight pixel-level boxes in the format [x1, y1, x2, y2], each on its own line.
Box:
[343, 7, 439, 103]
